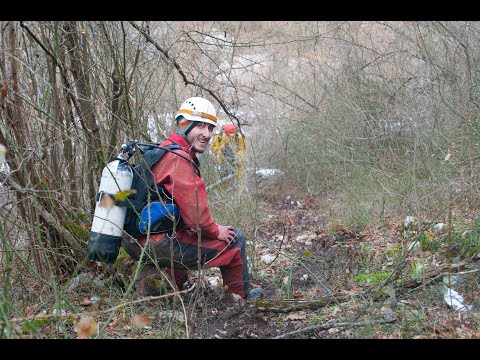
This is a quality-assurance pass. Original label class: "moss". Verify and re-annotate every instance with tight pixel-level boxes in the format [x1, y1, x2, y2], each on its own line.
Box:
[257, 299, 271, 308]
[135, 273, 168, 297]
[22, 318, 49, 333]
[354, 271, 392, 284]
[61, 221, 89, 242]
[307, 311, 326, 326]
[76, 211, 88, 222]
[71, 223, 89, 240]
[115, 247, 130, 264]
[256, 299, 290, 310]
[143, 276, 167, 296]
[113, 247, 136, 288]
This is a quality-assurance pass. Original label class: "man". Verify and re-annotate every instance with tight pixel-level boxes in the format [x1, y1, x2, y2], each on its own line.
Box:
[122, 96, 263, 300]
[212, 123, 246, 178]
[211, 127, 224, 163]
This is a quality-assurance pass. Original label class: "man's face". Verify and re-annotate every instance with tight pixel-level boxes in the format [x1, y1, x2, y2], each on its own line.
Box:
[186, 122, 215, 153]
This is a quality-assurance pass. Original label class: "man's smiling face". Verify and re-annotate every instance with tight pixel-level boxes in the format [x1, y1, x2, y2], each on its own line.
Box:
[186, 122, 215, 153]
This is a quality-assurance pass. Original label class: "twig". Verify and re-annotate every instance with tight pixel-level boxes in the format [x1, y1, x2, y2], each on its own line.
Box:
[454, 268, 479, 275]
[127, 21, 244, 129]
[205, 172, 238, 191]
[373, 180, 480, 299]
[0, 171, 84, 253]
[19, 21, 94, 137]
[2, 283, 196, 324]
[257, 295, 351, 313]
[404, 267, 480, 294]
[272, 317, 396, 339]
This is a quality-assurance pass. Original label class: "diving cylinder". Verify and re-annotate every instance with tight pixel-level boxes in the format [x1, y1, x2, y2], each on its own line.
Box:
[88, 151, 133, 263]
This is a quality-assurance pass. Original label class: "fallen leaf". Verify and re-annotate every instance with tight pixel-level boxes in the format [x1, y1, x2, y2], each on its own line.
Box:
[76, 316, 97, 338]
[0, 83, 7, 101]
[284, 312, 307, 321]
[292, 289, 304, 299]
[79, 298, 91, 306]
[132, 314, 153, 329]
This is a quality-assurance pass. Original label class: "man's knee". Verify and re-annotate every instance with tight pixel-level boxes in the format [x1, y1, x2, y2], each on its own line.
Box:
[233, 228, 246, 248]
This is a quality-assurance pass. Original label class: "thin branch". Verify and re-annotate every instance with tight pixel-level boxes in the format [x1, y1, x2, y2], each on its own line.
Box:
[19, 21, 94, 137]
[0, 171, 84, 253]
[273, 317, 396, 339]
[3, 283, 196, 324]
[127, 21, 244, 130]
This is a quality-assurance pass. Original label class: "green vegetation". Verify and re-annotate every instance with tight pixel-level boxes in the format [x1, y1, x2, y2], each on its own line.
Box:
[354, 272, 393, 285]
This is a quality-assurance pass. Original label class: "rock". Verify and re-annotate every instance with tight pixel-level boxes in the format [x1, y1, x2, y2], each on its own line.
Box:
[52, 308, 67, 316]
[432, 223, 446, 233]
[295, 233, 316, 244]
[159, 310, 185, 322]
[220, 292, 244, 306]
[403, 216, 418, 230]
[66, 273, 94, 291]
[260, 254, 275, 264]
[442, 275, 463, 287]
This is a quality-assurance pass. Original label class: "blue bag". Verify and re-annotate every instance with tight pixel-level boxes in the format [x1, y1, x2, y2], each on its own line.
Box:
[138, 201, 181, 234]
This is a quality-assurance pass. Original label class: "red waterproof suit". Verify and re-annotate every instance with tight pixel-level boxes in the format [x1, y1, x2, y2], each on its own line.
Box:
[122, 132, 251, 297]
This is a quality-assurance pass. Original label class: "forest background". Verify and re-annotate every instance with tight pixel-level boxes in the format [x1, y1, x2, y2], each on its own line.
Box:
[0, 21, 479, 339]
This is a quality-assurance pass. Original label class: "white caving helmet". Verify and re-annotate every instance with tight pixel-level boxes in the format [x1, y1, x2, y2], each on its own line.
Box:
[175, 97, 218, 127]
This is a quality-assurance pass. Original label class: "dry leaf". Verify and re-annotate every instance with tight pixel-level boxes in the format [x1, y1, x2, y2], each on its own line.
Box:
[292, 289, 304, 299]
[0, 83, 7, 101]
[132, 314, 153, 329]
[76, 316, 97, 338]
[284, 312, 307, 321]
[99, 193, 114, 209]
[79, 298, 91, 306]
[315, 289, 329, 296]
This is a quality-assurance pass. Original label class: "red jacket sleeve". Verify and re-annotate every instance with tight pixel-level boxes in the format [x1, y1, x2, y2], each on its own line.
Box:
[152, 150, 220, 239]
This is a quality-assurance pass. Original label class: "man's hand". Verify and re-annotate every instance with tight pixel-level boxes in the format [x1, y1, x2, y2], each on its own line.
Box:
[217, 225, 236, 244]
